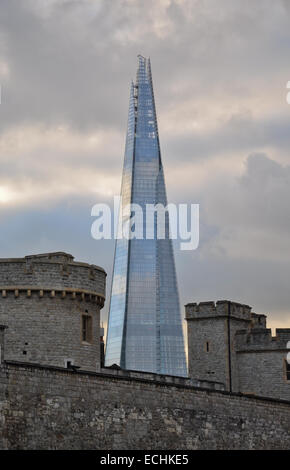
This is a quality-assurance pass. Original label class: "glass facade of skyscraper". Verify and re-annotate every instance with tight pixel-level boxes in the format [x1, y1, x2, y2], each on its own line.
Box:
[105, 56, 187, 377]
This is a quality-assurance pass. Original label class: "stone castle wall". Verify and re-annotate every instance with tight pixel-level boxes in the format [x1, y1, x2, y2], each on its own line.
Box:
[236, 328, 290, 399]
[0, 361, 289, 450]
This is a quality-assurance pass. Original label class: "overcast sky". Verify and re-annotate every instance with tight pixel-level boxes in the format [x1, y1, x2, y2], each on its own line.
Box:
[0, 0, 290, 332]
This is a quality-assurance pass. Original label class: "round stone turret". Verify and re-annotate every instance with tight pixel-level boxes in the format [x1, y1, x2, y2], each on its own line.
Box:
[0, 252, 106, 372]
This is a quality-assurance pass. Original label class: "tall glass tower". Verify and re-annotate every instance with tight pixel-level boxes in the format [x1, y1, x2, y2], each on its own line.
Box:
[105, 56, 187, 377]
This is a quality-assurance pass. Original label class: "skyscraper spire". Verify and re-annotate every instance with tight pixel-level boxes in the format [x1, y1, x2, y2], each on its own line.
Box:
[105, 56, 187, 377]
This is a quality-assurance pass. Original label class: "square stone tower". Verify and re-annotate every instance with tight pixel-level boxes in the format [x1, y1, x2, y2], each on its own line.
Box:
[185, 301, 252, 392]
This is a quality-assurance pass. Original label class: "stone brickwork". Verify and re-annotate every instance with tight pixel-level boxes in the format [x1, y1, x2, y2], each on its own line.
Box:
[0, 325, 6, 364]
[236, 328, 290, 399]
[185, 301, 290, 401]
[0, 253, 106, 372]
[0, 361, 289, 450]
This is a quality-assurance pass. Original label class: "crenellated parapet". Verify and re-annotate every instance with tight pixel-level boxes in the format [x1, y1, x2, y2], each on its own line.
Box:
[0, 252, 106, 300]
[250, 313, 267, 329]
[185, 300, 252, 322]
[236, 327, 290, 352]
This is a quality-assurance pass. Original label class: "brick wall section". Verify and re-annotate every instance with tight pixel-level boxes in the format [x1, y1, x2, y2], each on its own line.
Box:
[0, 294, 101, 371]
[236, 329, 290, 400]
[0, 361, 289, 450]
[237, 351, 289, 399]
[186, 314, 229, 387]
[0, 326, 6, 364]
[0, 253, 106, 372]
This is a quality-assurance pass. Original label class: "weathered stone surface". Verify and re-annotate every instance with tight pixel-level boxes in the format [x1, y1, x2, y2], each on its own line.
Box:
[0, 362, 289, 450]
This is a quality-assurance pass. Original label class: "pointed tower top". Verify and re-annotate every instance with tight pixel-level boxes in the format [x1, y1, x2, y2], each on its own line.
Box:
[136, 55, 151, 87]
[137, 55, 150, 66]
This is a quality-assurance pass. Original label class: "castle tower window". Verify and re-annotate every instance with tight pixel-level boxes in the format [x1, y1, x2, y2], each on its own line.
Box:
[82, 314, 92, 343]
[286, 360, 290, 381]
[65, 359, 74, 369]
[205, 342, 210, 352]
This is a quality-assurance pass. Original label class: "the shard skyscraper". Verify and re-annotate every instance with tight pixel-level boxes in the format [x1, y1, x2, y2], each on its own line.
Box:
[105, 56, 187, 377]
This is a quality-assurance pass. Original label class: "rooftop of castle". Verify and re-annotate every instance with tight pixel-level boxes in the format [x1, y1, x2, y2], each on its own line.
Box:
[25, 252, 74, 261]
[185, 300, 251, 309]
[185, 300, 252, 320]
[0, 251, 106, 274]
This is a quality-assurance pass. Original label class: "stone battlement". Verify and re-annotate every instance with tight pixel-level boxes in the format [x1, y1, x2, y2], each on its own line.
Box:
[0, 252, 106, 300]
[185, 300, 252, 321]
[250, 313, 267, 329]
[236, 327, 290, 351]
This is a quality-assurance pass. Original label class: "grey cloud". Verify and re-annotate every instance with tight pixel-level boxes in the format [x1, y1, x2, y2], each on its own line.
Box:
[177, 249, 290, 328]
[163, 113, 290, 166]
[0, 0, 290, 132]
[0, 0, 289, 328]
[172, 153, 290, 325]
[205, 153, 290, 233]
